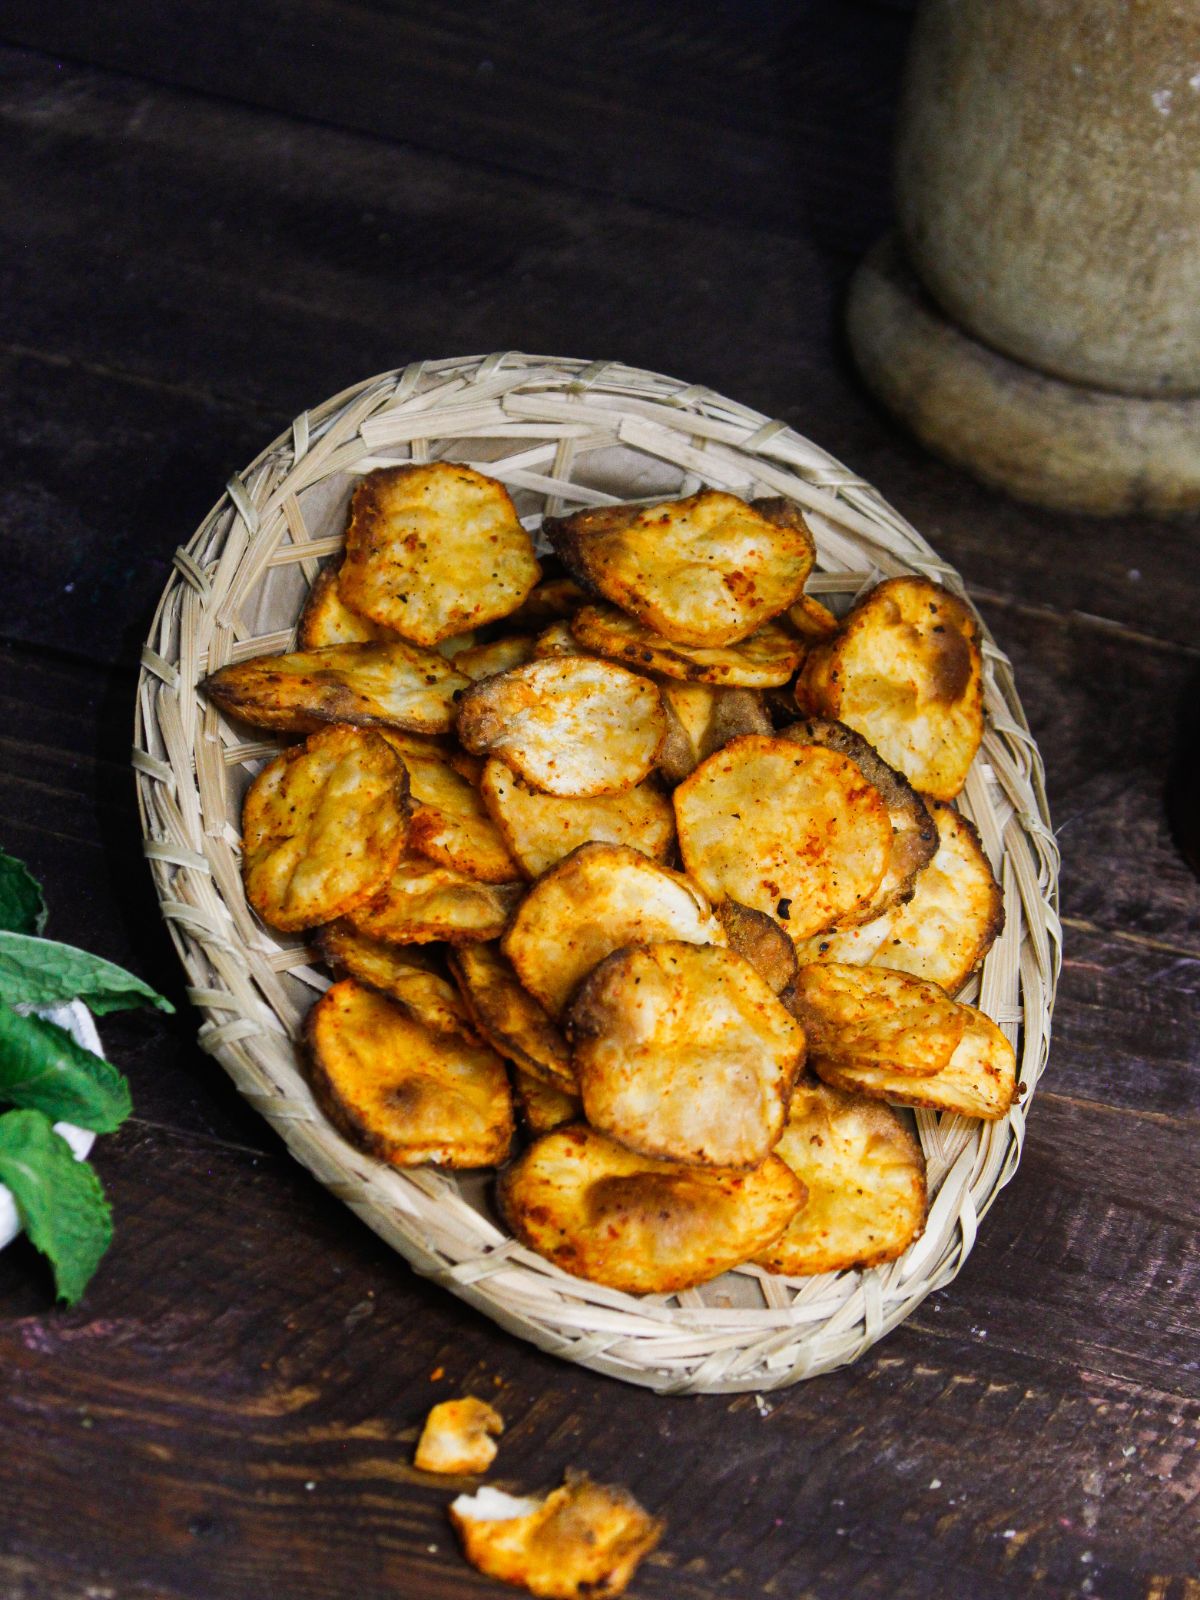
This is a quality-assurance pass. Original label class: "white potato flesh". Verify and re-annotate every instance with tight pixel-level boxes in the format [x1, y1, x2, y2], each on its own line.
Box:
[414, 1397, 504, 1475]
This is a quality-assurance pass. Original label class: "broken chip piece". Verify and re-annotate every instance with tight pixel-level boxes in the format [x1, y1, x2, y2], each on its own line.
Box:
[297, 563, 397, 649]
[814, 1004, 1017, 1120]
[380, 730, 520, 884]
[714, 899, 798, 994]
[512, 1070, 583, 1135]
[415, 1397, 504, 1475]
[785, 963, 966, 1078]
[654, 680, 772, 784]
[450, 1472, 664, 1600]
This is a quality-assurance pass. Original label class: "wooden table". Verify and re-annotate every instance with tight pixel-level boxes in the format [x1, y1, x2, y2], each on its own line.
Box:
[3, 5, 1198, 1595]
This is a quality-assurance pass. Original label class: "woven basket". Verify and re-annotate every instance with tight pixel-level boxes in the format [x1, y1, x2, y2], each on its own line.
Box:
[133, 354, 1060, 1394]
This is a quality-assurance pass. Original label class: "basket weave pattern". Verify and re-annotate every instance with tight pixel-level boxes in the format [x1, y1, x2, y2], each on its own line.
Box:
[133, 355, 1060, 1394]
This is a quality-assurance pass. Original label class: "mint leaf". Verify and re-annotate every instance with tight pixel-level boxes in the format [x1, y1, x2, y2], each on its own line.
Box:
[0, 851, 47, 936]
[0, 1004, 131, 1132]
[0, 1109, 113, 1303]
[0, 932, 173, 1016]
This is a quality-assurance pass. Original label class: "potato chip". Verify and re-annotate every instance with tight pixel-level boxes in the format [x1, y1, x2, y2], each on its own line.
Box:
[448, 942, 575, 1090]
[437, 630, 481, 659]
[502, 843, 725, 1017]
[546, 490, 815, 646]
[450, 1472, 663, 1600]
[654, 680, 772, 783]
[313, 921, 476, 1038]
[306, 979, 513, 1167]
[792, 801, 1004, 994]
[755, 1079, 927, 1275]
[779, 718, 936, 925]
[531, 620, 587, 659]
[338, 463, 540, 646]
[815, 1005, 1017, 1120]
[379, 731, 519, 884]
[795, 575, 984, 801]
[714, 900, 798, 994]
[348, 856, 523, 946]
[505, 575, 589, 630]
[297, 564, 395, 649]
[202, 641, 470, 736]
[570, 605, 802, 688]
[242, 724, 409, 932]
[453, 635, 536, 681]
[512, 1070, 582, 1135]
[480, 758, 675, 880]
[787, 592, 839, 642]
[785, 963, 965, 1076]
[456, 658, 666, 798]
[499, 1124, 804, 1294]
[414, 1397, 504, 1475]
[569, 943, 804, 1168]
[674, 735, 892, 942]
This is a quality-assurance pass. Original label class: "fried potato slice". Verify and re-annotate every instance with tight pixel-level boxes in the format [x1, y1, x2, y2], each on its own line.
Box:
[785, 963, 965, 1077]
[338, 463, 540, 646]
[755, 1079, 927, 1275]
[779, 718, 936, 925]
[531, 620, 587, 659]
[297, 564, 396, 649]
[480, 758, 675, 880]
[306, 979, 513, 1166]
[655, 680, 772, 783]
[348, 856, 523, 946]
[456, 658, 666, 798]
[505, 576, 589, 629]
[546, 490, 815, 647]
[513, 1070, 582, 1135]
[502, 843, 725, 1017]
[499, 1124, 804, 1294]
[674, 735, 892, 942]
[795, 575, 984, 801]
[787, 592, 840, 642]
[415, 1397, 504, 1475]
[452, 634, 537, 681]
[814, 1005, 1017, 1120]
[379, 731, 519, 884]
[450, 1472, 664, 1600]
[202, 641, 471, 736]
[313, 921, 476, 1038]
[242, 724, 409, 932]
[448, 943, 575, 1090]
[714, 900, 798, 994]
[792, 801, 1004, 994]
[569, 943, 804, 1168]
[571, 604, 802, 688]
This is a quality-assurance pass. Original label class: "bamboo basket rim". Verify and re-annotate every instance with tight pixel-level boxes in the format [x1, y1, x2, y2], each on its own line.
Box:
[132, 353, 1061, 1394]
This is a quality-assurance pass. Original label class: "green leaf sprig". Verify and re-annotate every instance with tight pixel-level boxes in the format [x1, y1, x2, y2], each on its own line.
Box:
[0, 851, 171, 1303]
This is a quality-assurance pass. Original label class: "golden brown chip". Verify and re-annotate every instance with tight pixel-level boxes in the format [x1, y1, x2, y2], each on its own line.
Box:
[571, 605, 802, 688]
[795, 575, 984, 801]
[499, 1124, 804, 1294]
[313, 921, 476, 1038]
[531, 620, 587, 659]
[785, 963, 965, 1077]
[787, 592, 840, 642]
[512, 1070, 582, 1135]
[456, 658, 666, 798]
[814, 1005, 1016, 1120]
[242, 724, 409, 932]
[674, 735, 892, 942]
[792, 801, 1004, 994]
[450, 1472, 663, 1600]
[505, 576, 589, 629]
[569, 943, 804, 1169]
[779, 718, 936, 926]
[502, 843, 726, 1017]
[414, 1397, 504, 1475]
[755, 1079, 927, 1275]
[448, 943, 575, 1090]
[201, 641, 471, 736]
[379, 731, 519, 884]
[338, 463, 540, 646]
[348, 856, 523, 946]
[437, 630, 481, 659]
[480, 758, 675, 880]
[654, 679, 772, 784]
[453, 635, 537, 681]
[297, 564, 396, 649]
[546, 490, 815, 647]
[306, 979, 513, 1167]
[714, 900, 798, 994]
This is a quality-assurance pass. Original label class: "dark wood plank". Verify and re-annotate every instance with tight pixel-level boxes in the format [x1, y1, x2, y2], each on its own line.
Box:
[4, 50, 1200, 656]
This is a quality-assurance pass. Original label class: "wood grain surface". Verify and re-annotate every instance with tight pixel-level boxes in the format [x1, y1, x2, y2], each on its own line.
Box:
[1, 5, 1198, 1596]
